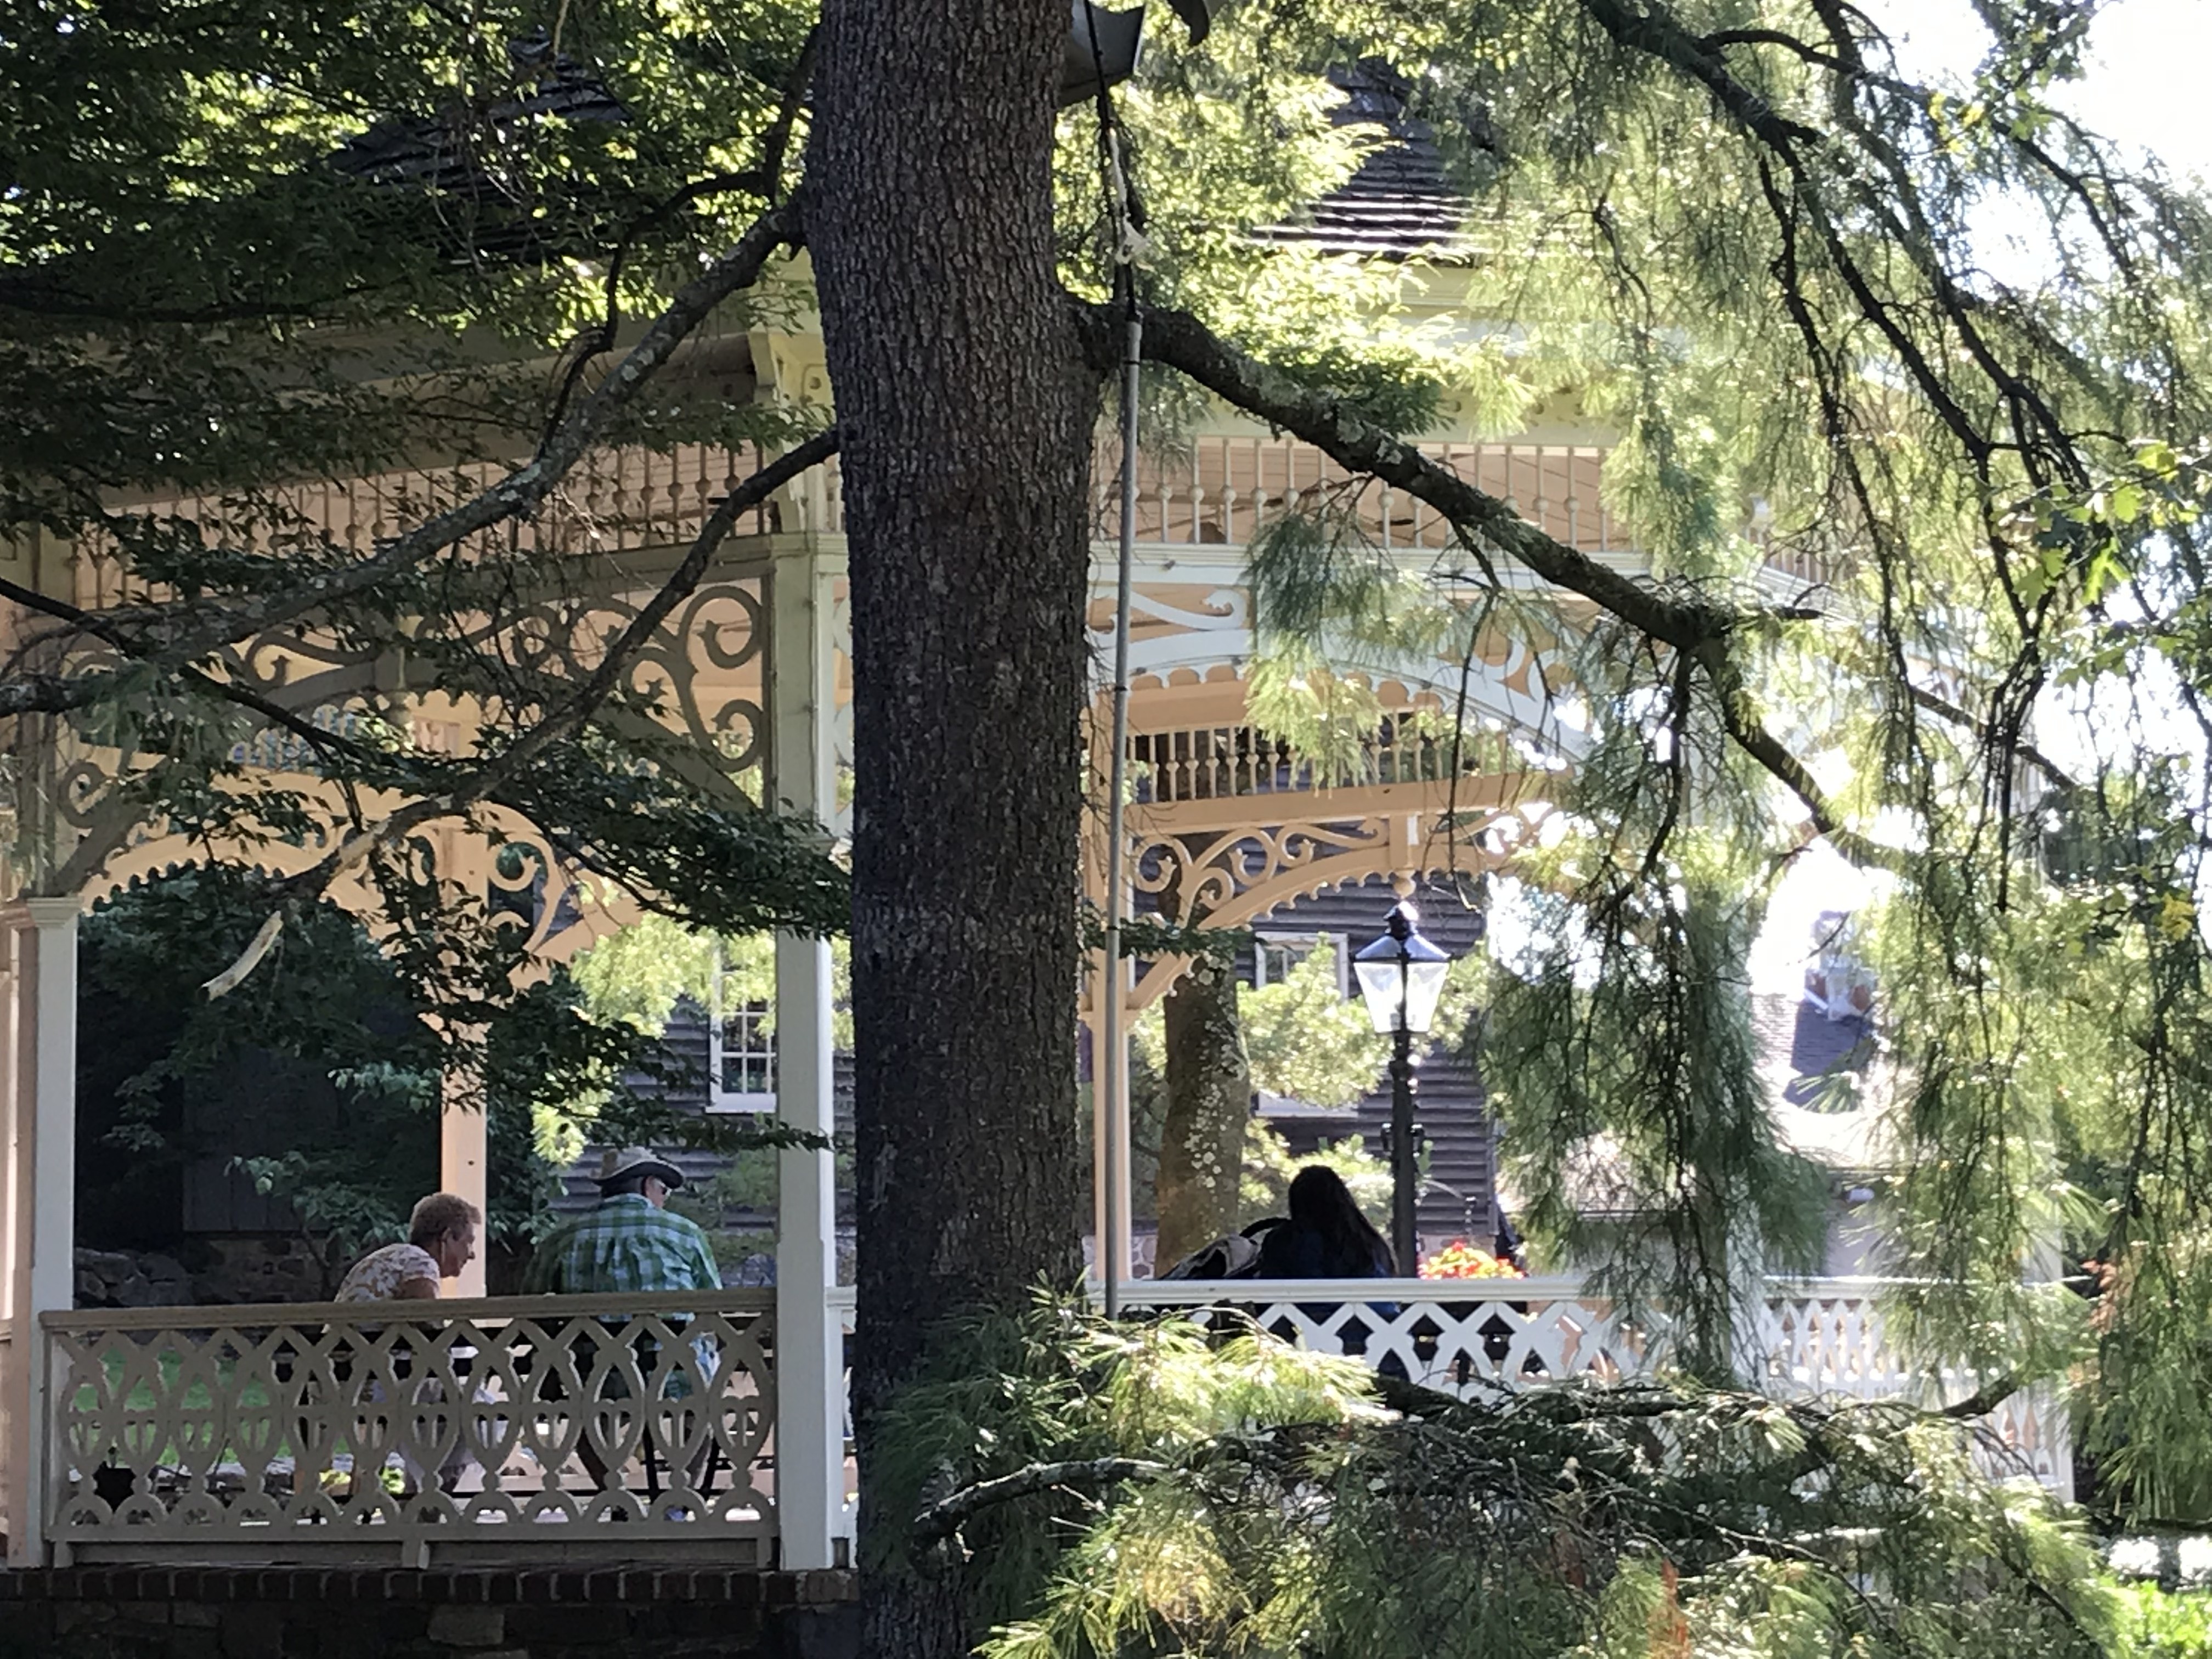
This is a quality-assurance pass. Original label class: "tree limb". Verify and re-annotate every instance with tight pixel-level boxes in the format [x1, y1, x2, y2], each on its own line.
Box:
[0, 198, 804, 724]
[1940, 1374, 2021, 1419]
[0, 573, 394, 777]
[199, 428, 838, 996]
[1109, 301, 1720, 652]
[1908, 683, 2080, 793]
[1101, 297, 1897, 864]
[911, 1456, 1172, 1542]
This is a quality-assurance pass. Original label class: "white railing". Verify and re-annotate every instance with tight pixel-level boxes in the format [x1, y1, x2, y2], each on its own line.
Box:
[75, 433, 1853, 611]
[30, 1276, 2068, 1566]
[40, 1291, 781, 1566]
[1115, 1276, 2072, 1500]
[75, 445, 813, 610]
[830, 1287, 857, 1540]
[1091, 436, 1617, 555]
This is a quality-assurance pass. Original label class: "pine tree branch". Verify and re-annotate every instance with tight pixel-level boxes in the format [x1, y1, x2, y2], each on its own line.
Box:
[1110, 302, 1720, 651]
[1102, 297, 1897, 866]
[0, 198, 804, 724]
[1940, 1374, 2021, 1419]
[911, 1457, 1172, 1542]
[1578, 0, 2092, 503]
[1908, 683, 2080, 793]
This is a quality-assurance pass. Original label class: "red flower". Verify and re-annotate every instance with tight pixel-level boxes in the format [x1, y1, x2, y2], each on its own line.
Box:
[1419, 1239, 1525, 1280]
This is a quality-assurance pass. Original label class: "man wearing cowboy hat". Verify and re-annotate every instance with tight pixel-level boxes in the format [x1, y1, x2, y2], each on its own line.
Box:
[523, 1147, 724, 1511]
[523, 1146, 721, 1297]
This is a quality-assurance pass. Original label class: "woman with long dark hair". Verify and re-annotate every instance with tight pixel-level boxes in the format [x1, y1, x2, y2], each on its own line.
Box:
[1256, 1165, 1396, 1279]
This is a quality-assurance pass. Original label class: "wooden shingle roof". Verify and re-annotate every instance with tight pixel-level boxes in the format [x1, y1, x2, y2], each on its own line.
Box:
[1254, 63, 1476, 262]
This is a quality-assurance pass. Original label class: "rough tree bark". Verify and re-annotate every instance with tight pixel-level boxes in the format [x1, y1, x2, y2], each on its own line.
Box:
[1154, 950, 1252, 1268]
[807, 0, 1094, 1650]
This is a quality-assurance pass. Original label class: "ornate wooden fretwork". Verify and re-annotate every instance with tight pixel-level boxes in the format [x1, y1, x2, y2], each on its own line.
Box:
[9, 567, 778, 963]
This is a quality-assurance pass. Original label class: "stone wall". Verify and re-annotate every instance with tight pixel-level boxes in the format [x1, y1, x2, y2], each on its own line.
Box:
[0, 1565, 859, 1659]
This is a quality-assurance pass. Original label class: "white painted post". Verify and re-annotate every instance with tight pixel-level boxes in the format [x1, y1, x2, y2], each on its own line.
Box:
[2026, 1221, 2074, 1503]
[770, 544, 844, 1568]
[1085, 1005, 1109, 1289]
[439, 1054, 488, 1299]
[9, 900, 77, 1566]
[0, 916, 26, 1564]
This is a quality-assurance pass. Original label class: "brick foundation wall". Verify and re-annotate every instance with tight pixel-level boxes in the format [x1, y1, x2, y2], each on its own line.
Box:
[0, 1565, 859, 1659]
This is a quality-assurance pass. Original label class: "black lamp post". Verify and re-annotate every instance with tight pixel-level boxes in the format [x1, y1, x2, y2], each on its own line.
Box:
[1353, 902, 1452, 1275]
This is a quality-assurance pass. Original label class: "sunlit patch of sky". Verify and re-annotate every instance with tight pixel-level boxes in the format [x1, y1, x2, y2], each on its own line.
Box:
[1868, 0, 2212, 182]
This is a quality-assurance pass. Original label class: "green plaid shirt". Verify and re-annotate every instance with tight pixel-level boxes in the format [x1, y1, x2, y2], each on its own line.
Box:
[523, 1194, 722, 1297]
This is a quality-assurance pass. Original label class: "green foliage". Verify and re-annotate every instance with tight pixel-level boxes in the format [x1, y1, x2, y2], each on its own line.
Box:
[73, 865, 817, 1271]
[77, 866, 439, 1262]
[874, 1300, 2125, 1659]
[2119, 1585, 2212, 1659]
[1237, 939, 1386, 1107]
[1483, 850, 1829, 1382]
[22, 0, 2212, 1548]
[1128, 935, 1481, 1239]
[570, 911, 855, 1049]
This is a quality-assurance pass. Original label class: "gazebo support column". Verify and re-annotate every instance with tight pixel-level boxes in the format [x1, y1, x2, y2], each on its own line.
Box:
[438, 1043, 488, 1297]
[1083, 1005, 1107, 1285]
[5, 899, 79, 1566]
[770, 543, 845, 1567]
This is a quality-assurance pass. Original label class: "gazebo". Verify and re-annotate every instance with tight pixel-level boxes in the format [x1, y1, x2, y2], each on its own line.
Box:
[0, 292, 2065, 1580]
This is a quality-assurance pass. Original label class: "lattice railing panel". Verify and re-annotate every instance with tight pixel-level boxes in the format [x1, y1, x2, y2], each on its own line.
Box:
[1120, 1278, 2072, 1499]
[42, 1291, 779, 1558]
[1121, 1278, 1656, 1395]
[1759, 1284, 2072, 1496]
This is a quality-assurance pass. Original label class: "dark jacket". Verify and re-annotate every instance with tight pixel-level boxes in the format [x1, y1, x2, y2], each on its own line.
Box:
[1252, 1218, 1397, 1324]
[1254, 1220, 1391, 1280]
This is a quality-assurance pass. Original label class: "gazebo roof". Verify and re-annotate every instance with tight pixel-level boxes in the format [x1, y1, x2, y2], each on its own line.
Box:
[1254, 63, 1476, 261]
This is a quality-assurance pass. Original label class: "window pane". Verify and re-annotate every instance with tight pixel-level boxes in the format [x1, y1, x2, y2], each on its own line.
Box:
[718, 1001, 776, 1098]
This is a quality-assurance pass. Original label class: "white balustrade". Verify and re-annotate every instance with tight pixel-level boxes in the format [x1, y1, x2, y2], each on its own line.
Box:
[1116, 1276, 2072, 1500]
[41, 1290, 781, 1565]
[74, 434, 1850, 606]
[30, 1274, 2068, 1568]
[1119, 1277, 1655, 1392]
[1089, 437, 1618, 556]
[76, 444, 787, 609]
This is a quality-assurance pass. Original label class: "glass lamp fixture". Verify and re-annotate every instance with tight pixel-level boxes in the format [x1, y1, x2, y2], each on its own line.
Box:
[1354, 902, 1452, 1034]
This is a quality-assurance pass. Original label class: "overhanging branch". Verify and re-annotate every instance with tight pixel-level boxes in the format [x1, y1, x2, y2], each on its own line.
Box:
[0, 198, 805, 724]
[912, 1456, 1173, 1543]
[199, 428, 839, 996]
[1109, 300, 1716, 654]
[1097, 296, 1897, 864]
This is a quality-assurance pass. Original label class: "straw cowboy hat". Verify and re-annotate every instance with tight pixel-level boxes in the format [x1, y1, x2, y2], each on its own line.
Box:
[595, 1146, 687, 1190]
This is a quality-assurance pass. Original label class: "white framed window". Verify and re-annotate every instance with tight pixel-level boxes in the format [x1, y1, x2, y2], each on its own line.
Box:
[708, 959, 777, 1113]
[1250, 932, 1348, 997]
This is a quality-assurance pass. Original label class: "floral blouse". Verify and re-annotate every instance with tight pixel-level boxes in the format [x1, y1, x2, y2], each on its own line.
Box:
[335, 1242, 442, 1302]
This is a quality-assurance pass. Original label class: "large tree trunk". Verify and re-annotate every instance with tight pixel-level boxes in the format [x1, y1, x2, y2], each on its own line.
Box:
[808, 0, 1093, 1650]
[1154, 953, 1252, 1268]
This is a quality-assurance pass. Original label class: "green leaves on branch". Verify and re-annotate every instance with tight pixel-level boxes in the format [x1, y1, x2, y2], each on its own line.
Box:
[879, 1300, 2121, 1659]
